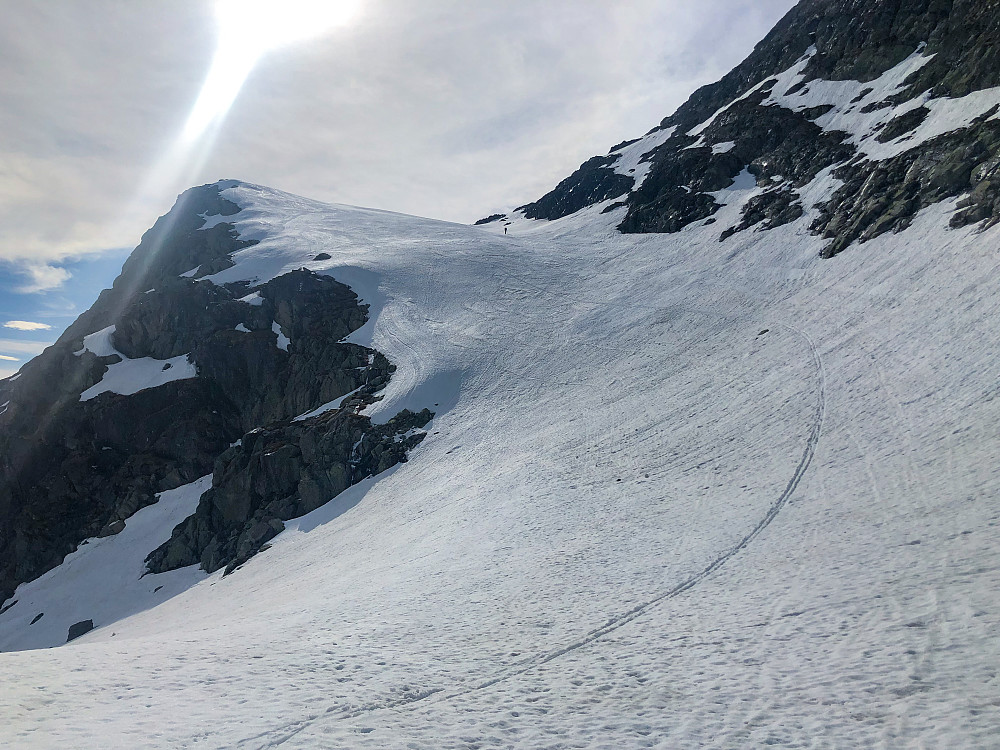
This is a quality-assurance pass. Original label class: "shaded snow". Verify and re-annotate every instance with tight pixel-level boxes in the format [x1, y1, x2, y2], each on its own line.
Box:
[610, 126, 676, 188]
[237, 290, 264, 306]
[272, 320, 290, 351]
[74, 324, 197, 401]
[80, 353, 196, 401]
[0, 477, 210, 652]
[293, 386, 362, 422]
[74, 324, 118, 357]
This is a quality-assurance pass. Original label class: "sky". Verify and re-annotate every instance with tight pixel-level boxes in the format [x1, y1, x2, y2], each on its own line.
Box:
[0, 0, 797, 378]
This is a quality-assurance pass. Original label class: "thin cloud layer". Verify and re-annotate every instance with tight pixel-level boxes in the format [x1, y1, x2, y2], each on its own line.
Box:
[0, 0, 796, 280]
[4, 320, 53, 331]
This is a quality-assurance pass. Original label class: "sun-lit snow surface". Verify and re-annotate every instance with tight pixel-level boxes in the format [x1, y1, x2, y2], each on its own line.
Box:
[74, 324, 197, 401]
[3, 168, 998, 747]
[3, 44, 1000, 744]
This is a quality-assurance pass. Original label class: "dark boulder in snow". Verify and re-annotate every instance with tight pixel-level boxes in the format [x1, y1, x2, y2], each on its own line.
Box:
[66, 619, 93, 642]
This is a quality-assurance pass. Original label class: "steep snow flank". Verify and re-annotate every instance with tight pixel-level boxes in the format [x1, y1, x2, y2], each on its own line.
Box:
[0, 477, 210, 652]
[610, 126, 676, 187]
[2, 175, 998, 748]
[74, 325, 118, 357]
[75, 324, 197, 402]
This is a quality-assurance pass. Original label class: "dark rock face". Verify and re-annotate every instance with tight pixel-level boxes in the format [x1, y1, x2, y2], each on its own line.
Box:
[618, 92, 853, 234]
[0, 183, 250, 604]
[474, 214, 507, 225]
[813, 119, 1000, 255]
[520, 155, 635, 221]
[516, 0, 1000, 254]
[67, 619, 94, 642]
[721, 188, 805, 242]
[146, 408, 432, 575]
[0, 180, 430, 605]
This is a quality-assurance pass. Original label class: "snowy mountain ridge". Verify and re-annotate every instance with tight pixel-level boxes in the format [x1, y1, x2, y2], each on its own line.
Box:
[2, 1, 1000, 747]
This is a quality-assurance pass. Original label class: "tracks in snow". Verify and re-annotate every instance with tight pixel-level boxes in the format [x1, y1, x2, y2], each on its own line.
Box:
[246, 323, 827, 748]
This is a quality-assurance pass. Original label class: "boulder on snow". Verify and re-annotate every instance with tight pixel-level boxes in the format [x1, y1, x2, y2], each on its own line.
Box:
[67, 619, 94, 642]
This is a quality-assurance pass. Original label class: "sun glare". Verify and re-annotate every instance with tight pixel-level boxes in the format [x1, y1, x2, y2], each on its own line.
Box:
[182, 0, 361, 142]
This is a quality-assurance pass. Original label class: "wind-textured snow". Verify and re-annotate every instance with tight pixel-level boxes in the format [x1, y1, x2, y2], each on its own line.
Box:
[2, 166, 997, 748]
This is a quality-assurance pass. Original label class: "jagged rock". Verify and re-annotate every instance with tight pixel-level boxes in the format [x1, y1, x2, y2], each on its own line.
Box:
[620, 91, 852, 234]
[813, 120, 1000, 256]
[0, 182, 400, 605]
[146, 408, 433, 575]
[474, 214, 506, 225]
[519, 156, 634, 221]
[876, 106, 930, 143]
[515, 0, 1000, 251]
[67, 619, 93, 642]
[721, 188, 805, 241]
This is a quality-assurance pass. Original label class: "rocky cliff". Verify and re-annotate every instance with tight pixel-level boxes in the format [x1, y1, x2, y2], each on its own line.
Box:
[0, 182, 430, 605]
[515, 0, 1000, 256]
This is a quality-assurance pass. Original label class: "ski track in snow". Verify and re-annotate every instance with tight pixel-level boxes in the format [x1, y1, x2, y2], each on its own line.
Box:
[238, 315, 827, 748]
[4, 172, 1000, 748]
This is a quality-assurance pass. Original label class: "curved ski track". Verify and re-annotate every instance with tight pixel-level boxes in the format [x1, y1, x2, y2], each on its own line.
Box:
[243, 323, 827, 749]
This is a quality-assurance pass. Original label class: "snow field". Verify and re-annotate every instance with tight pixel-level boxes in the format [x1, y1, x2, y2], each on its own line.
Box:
[1, 169, 998, 748]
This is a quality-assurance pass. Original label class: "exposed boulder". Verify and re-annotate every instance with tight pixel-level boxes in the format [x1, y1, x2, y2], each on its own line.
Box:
[67, 619, 93, 642]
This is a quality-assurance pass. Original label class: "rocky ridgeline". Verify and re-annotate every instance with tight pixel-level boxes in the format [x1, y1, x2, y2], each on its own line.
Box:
[0, 182, 430, 604]
[512, 0, 1000, 256]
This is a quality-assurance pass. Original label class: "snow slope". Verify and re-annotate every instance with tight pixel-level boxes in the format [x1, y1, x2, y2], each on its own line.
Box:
[1, 168, 998, 748]
[74, 324, 198, 401]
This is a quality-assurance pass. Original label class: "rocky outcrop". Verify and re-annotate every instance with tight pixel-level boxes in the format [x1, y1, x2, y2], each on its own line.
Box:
[519, 155, 634, 221]
[474, 214, 507, 225]
[813, 118, 1000, 255]
[0, 180, 429, 605]
[146, 408, 432, 575]
[517, 0, 1000, 255]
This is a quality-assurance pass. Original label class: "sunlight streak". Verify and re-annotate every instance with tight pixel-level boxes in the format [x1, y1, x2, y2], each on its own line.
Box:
[182, 0, 362, 142]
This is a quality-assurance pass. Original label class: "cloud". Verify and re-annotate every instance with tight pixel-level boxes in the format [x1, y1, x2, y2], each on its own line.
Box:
[0, 338, 52, 356]
[0, 354, 18, 361]
[0, 0, 798, 264]
[4, 320, 52, 331]
[13, 265, 72, 294]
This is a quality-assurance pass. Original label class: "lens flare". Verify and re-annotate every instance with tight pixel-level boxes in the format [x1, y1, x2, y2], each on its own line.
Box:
[182, 0, 362, 142]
